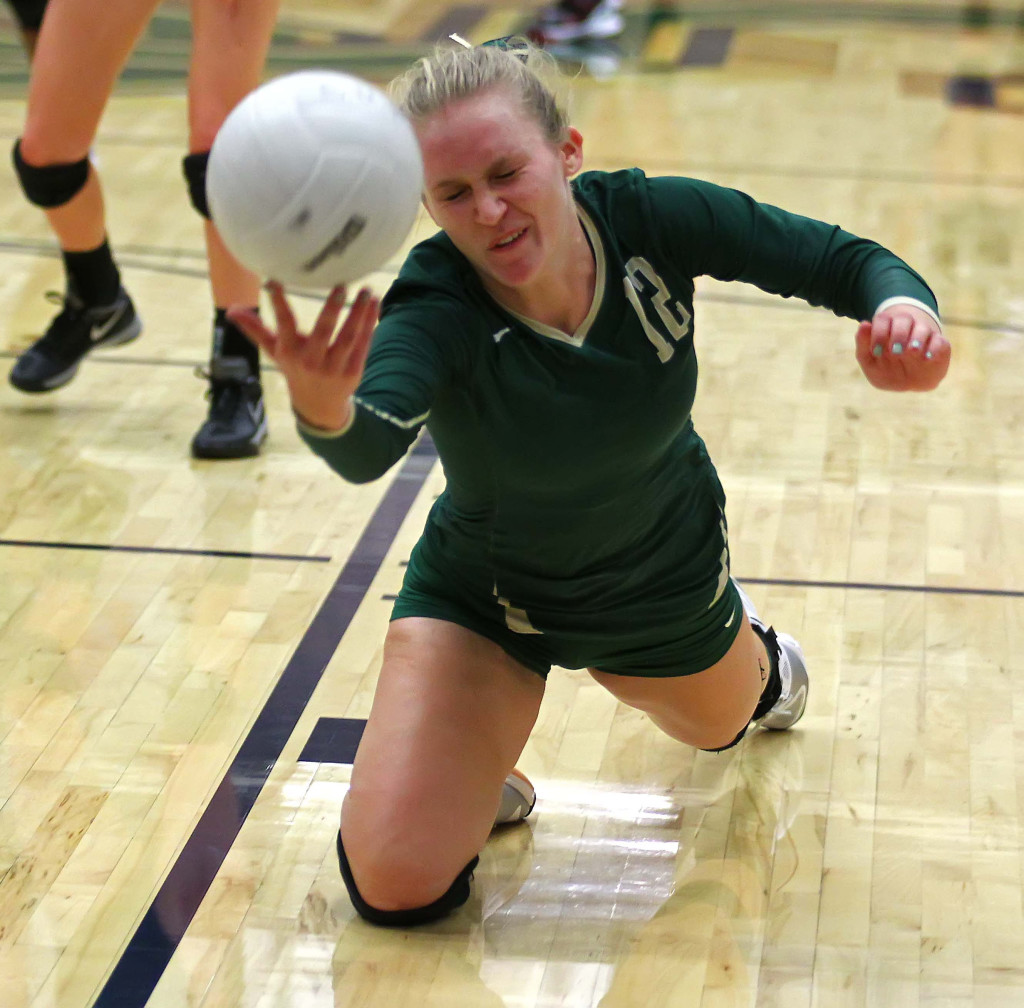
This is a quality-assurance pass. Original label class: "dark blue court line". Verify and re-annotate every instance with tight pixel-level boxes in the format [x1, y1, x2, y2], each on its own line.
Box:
[90, 435, 437, 1008]
[0, 538, 329, 563]
[299, 716, 367, 764]
[679, 27, 734, 67]
[741, 575, 1024, 599]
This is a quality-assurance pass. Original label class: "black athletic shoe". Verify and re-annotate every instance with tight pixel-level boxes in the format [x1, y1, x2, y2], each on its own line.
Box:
[9, 287, 142, 392]
[191, 356, 268, 459]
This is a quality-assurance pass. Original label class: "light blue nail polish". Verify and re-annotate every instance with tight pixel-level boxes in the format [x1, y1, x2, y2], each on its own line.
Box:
[910, 340, 921, 350]
[872, 344, 883, 358]
[892, 343, 904, 355]
[925, 351, 933, 359]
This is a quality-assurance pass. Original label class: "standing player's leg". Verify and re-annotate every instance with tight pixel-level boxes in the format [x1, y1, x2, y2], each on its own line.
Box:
[9, 0, 160, 393]
[339, 618, 545, 924]
[184, 0, 280, 459]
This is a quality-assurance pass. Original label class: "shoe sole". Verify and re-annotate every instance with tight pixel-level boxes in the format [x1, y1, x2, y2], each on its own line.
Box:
[8, 315, 142, 393]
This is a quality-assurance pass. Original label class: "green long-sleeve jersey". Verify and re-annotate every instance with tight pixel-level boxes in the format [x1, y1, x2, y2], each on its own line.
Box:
[301, 168, 937, 624]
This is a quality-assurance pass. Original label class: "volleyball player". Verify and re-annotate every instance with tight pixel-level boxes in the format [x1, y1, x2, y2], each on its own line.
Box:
[9, 0, 279, 459]
[234, 38, 950, 926]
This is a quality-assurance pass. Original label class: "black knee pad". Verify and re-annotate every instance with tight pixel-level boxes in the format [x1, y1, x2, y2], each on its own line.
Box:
[182, 150, 211, 218]
[12, 139, 90, 208]
[701, 724, 748, 753]
[336, 831, 478, 927]
[10, 0, 48, 31]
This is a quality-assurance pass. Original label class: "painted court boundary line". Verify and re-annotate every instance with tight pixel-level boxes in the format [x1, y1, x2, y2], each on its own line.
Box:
[0, 538, 330, 563]
[90, 436, 436, 1008]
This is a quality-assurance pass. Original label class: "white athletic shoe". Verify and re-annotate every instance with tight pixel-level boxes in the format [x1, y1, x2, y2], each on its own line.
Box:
[733, 580, 809, 731]
[494, 768, 536, 826]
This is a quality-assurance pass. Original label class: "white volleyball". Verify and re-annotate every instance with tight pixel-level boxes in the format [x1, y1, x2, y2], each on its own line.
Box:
[208, 69, 423, 288]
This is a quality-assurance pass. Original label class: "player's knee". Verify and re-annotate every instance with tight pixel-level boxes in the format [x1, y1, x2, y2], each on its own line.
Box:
[12, 139, 90, 209]
[182, 150, 211, 218]
[700, 723, 749, 752]
[336, 831, 478, 927]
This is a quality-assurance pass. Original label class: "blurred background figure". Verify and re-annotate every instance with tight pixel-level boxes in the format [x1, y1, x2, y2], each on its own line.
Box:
[524, 0, 624, 46]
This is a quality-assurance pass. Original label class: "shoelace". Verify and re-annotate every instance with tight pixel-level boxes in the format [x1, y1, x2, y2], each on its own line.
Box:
[195, 366, 258, 426]
[33, 290, 85, 349]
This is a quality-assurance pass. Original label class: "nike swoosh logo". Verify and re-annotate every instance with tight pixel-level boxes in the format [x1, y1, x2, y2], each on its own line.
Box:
[90, 303, 127, 343]
[493, 327, 511, 344]
[724, 609, 735, 629]
[785, 684, 807, 710]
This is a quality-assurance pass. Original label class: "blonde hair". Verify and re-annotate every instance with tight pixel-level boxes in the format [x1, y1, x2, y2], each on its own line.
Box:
[389, 37, 570, 144]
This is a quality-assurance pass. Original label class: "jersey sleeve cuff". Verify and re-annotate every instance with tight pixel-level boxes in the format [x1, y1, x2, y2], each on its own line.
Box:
[873, 297, 942, 329]
[294, 399, 357, 440]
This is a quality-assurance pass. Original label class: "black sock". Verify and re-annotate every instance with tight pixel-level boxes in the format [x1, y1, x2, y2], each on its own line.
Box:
[62, 240, 120, 307]
[212, 307, 260, 378]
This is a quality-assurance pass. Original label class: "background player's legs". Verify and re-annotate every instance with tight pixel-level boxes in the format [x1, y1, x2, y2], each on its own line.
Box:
[341, 617, 545, 915]
[185, 0, 280, 458]
[19, 0, 160, 249]
[9, 0, 160, 393]
[590, 620, 770, 750]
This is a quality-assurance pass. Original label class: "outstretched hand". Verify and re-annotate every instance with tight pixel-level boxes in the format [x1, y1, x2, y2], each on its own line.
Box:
[855, 305, 950, 391]
[228, 281, 380, 431]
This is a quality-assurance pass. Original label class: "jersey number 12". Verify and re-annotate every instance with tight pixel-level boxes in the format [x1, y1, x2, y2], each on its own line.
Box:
[623, 256, 692, 363]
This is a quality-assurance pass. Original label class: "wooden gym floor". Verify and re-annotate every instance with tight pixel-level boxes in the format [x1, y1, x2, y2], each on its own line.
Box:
[2, 1, 1024, 1006]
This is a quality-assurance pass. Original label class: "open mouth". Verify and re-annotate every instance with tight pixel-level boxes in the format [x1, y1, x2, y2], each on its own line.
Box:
[490, 228, 527, 251]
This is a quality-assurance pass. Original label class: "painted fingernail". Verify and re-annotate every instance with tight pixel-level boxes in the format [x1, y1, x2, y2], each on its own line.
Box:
[892, 343, 904, 355]
[910, 340, 921, 350]
[872, 344, 884, 358]
[925, 351, 934, 359]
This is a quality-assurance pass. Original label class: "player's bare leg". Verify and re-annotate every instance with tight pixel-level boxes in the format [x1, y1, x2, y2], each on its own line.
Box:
[9, 0, 158, 392]
[340, 618, 544, 919]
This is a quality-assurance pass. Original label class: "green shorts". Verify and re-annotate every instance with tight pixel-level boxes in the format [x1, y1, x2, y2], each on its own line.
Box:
[391, 524, 744, 680]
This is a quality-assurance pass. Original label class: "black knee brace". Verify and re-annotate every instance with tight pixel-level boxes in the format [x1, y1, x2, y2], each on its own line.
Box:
[701, 623, 782, 753]
[182, 150, 211, 218]
[12, 139, 90, 208]
[750, 623, 782, 720]
[336, 831, 478, 927]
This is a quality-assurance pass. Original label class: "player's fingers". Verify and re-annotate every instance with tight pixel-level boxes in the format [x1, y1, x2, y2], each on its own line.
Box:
[329, 288, 378, 376]
[884, 314, 913, 357]
[855, 320, 875, 369]
[227, 306, 277, 357]
[265, 281, 301, 352]
[918, 331, 952, 388]
[310, 285, 348, 345]
[343, 293, 380, 380]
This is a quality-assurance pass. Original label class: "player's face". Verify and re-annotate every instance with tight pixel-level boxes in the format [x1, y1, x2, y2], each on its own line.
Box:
[416, 87, 583, 294]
